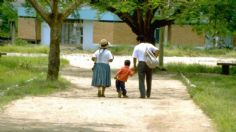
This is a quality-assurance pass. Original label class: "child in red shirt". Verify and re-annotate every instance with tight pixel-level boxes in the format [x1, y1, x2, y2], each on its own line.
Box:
[114, 60, 135, 98]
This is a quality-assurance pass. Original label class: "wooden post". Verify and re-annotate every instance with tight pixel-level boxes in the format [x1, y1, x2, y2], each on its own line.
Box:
[159, 26, 164, 69]
[167, 24, 171, 44]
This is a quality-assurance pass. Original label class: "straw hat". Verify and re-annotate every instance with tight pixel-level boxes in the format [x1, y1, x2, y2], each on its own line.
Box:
[99, 39, 110, 48]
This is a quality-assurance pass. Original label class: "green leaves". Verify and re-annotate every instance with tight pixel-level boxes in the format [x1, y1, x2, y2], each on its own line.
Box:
[176, 0, 236, 36]
[113, 1, 137, 13]
[0, 0, 17, 36]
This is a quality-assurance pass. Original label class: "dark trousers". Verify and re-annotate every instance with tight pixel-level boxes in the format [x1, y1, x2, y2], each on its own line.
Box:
[115, 80, 127, 96]
[138, 61, 152, 98]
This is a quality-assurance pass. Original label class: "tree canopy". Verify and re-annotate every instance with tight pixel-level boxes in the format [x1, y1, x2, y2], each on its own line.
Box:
[176, 0, 236, 36]
[0, 0, 17, 37]
[90, 0, 184, 43]
[175, 0, 236, 48]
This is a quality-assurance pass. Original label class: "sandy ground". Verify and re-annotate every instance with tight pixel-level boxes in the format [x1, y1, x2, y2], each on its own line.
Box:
[0, 54, 217, 132]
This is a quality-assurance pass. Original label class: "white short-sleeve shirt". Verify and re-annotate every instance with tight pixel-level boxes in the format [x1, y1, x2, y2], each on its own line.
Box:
[132, 43, 159, 61]
[93, 49, 113, 64]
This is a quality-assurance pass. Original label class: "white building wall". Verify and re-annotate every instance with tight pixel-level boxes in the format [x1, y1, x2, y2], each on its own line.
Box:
[83, 20, 98, 50]
[41, 22, 50, 46]
[40, 20, 98, 50]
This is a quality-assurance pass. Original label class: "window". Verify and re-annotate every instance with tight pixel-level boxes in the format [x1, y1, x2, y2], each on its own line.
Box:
[61, 20, 83, 45]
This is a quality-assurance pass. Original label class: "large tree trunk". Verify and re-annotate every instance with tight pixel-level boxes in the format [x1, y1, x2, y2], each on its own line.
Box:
[47, 22, 62, 80]
[143, 29, 155, 44]
[135, 28, 155, 44]
[132, 22, 156, 44]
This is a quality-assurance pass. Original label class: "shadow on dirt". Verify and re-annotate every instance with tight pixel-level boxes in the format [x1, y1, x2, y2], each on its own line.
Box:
[0, 117, 124, 132]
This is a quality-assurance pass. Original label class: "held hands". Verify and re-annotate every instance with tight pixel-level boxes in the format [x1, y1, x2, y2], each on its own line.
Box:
[131, 67, 137, 74]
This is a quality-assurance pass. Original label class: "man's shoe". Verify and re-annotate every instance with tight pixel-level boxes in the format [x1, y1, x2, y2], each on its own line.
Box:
[123, 95, 128, 98]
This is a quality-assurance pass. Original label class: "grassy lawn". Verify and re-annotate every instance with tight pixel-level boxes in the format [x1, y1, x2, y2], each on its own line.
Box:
[0, 39, 48, 54]
[186, 73, 236, 132]
[0, 45, 49, 54]
[110, 45, 236, 57]
[157, 63, 236, 132]
[104, 45, 236, 57]
[0, 56, 69, 109]
[164, 46, 236, 57]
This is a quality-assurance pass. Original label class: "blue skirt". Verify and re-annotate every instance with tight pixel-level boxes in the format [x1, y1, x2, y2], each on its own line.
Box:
[92, 63, 111, 87]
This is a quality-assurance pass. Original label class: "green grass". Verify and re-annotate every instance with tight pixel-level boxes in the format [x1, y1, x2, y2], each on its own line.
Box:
[107, 44, 236, 57]
[109, 44, 236, 57]
[0, 56, 69, 109]
[159, 63, 236, 132]
[109, 45, 134, 55]
[0, 45, 49, 54]
[0, 78, 69, 109]
[108, 44, 236, 57]
[186, 74, 236, 132]
[0, 38, 49, 53]
[164, 46, 236, 57]
[162, 63, 222, 74]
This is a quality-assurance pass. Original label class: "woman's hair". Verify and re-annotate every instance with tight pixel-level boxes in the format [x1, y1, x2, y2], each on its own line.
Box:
[101, 44, 108, 48]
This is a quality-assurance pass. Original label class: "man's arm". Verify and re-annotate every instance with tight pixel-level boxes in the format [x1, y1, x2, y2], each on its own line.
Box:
[133, 58, 137, 68]
[133, 57, 137, 71]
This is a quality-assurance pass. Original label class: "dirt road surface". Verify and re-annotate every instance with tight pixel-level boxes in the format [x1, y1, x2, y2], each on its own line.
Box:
[0, 54, 216, 132]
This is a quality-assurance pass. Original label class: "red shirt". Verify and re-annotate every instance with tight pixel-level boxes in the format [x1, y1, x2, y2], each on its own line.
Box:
[116, 66, 134, 82]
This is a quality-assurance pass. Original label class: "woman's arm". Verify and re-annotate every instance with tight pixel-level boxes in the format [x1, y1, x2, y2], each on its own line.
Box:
[109, 52, 114, 62]
[92, 57, 96, 62]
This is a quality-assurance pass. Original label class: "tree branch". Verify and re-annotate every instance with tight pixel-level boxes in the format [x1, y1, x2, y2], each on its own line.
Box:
[151, 19, 174, 28]
[27, 0, 51, 24]
[52, 0, 58, 17]
[107, 6, 138, 34]
[118, 12, 138, 34]
[61, 0, 83, 20]
[45, 0, 52, 10]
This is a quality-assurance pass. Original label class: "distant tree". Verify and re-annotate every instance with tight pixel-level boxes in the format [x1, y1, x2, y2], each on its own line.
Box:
[0, 0, 17, 37]
[27, 0, 85, 80]
[176, 0, 236, 48]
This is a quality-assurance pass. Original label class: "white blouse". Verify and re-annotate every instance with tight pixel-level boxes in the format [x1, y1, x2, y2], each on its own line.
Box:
[92, 49, 113, 64]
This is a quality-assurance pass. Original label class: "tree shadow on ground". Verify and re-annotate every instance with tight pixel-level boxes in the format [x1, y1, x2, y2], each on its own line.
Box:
[0, 117, 124, 132]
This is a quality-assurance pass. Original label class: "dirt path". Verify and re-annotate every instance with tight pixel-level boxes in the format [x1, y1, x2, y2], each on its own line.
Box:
[0, 55, 216, 132]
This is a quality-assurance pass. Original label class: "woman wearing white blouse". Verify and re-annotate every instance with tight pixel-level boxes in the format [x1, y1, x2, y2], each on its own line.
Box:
[91, 39, 113, 97]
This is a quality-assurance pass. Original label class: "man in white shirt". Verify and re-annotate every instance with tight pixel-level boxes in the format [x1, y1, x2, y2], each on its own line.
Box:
[132, 35, 159, 98]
